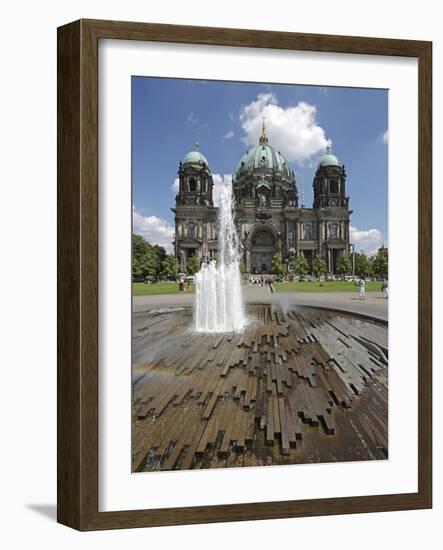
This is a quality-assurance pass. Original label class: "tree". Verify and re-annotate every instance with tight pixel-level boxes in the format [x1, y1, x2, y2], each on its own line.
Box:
[355, 252, 373, 278]
[186, 255, 201, 275]
[132, 234, 156, 279]
[132, 234, 149, 259]
[372, 248, 389, 279]
[293, 252, 309, 280]
[132, 234, 168, 280]
[312, 254, 327, 279]
[335, 252, 352, 278]
[138, 252, 157, 279]
[271, 252, 285, 276]
[160, 254, 179, 280]
[150, 244, 167, 279]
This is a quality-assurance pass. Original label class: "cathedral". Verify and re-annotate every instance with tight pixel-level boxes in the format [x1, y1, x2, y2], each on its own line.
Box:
[172, 122, 352, 275]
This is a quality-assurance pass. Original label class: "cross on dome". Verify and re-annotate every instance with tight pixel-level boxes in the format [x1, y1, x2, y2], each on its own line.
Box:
[259, 117, 269, 144]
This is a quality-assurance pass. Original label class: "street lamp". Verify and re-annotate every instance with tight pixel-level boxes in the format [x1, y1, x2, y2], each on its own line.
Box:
[350, 243, 355, 277]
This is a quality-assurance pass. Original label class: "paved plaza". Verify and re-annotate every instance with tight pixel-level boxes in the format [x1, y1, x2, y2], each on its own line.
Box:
[133, 286, 388, 322]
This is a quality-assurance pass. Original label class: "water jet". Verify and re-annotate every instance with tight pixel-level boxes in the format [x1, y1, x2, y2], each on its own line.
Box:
[194, 185, 247, 332]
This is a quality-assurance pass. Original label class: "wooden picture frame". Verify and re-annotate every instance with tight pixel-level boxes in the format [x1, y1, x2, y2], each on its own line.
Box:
[57, 19, 432, 530]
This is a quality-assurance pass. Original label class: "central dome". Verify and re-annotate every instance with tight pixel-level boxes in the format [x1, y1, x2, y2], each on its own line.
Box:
[236, 122, 292, 180]
[236, 143, 292, 178]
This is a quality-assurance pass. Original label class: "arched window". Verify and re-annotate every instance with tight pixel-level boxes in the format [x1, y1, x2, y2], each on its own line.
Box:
[189, 177, 197, 192]
[253, 231, 273, 247]
[187, 222, 196, 238]
[329, 179, 339, 194]
[304, 223, 313, 240]
[329, 223, 338, 239]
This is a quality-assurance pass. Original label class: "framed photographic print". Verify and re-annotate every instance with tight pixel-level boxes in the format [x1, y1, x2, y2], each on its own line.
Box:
[57, 19, 432, 530]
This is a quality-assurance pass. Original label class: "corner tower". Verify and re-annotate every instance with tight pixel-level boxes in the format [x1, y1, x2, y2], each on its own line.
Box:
[175, 143, 214, 207]
[310, 146, 352, 273]
[172, 144, 218, 271]
[313, 145, 349, 209]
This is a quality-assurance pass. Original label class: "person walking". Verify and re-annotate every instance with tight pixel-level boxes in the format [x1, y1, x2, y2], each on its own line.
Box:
[358, 276, 366, 300]
[382, 278, 389, 299]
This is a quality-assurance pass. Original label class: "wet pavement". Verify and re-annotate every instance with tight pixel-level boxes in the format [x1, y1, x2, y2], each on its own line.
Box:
[133, 287, 388, 322]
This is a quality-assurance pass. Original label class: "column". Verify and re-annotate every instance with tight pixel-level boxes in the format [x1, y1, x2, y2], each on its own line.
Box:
[285, 220, 289, 257]
[295, 221, 300, 254]
[246, 249, 251, 273]
[346, 220, 350, 253]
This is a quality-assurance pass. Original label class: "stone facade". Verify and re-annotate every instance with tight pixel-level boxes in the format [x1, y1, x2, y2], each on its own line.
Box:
[172, 129, 352, 274]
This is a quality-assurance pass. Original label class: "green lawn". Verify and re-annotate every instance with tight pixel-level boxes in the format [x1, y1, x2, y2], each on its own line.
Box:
[274, 280, 382, 293]
[132, 282, 194, 296]
[133, 280, 382, 295]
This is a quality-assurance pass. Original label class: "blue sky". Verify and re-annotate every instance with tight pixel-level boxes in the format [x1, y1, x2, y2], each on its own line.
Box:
[132, 77, 388, 255]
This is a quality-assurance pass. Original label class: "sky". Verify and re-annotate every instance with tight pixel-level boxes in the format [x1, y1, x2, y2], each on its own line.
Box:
[132, 77, 388, 255]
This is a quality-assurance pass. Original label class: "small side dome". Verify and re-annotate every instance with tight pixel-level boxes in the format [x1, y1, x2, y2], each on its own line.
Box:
[183, 143, 209, 168]
[317, 145, 340, 168]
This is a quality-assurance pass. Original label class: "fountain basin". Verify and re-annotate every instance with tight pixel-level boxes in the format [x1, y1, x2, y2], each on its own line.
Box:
[132, 304, 388, 472]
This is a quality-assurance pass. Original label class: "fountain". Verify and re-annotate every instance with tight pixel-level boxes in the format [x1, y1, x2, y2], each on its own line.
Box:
[194, 185, 247, 332]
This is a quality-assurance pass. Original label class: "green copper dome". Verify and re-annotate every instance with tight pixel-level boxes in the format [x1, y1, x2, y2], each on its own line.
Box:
[183, 143, 209, 168]
[236, 124, 292, 180]
[317, 146, 340, 168]
[236, 143, 291, 177]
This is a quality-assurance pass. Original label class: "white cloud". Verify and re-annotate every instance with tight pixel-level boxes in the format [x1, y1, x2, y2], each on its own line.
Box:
[223, 130, 235, 140]
[187, 112, 199, 126]
[170, 177, 179, 194]
[239, 93, 330, 164]
[228, 112, 236, 122]
[133, 207, 175, 253]
[350, 226, 385, 256]
[381, 130, 389, 144]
